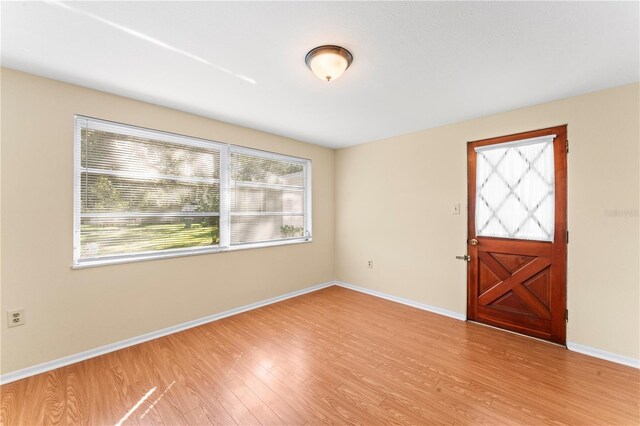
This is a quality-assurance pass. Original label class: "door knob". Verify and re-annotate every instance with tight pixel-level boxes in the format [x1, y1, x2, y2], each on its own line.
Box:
[470, 239, 479, 246]
[456, 255, 471, 262]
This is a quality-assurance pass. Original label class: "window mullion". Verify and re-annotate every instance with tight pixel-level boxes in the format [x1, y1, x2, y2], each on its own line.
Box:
[73, 116, 83, 263]
[305, 160, 312, 239]
[219, 144, 231, 248]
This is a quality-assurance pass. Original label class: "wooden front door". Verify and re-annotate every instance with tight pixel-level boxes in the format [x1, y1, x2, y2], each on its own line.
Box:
[467, 126, 567, 344]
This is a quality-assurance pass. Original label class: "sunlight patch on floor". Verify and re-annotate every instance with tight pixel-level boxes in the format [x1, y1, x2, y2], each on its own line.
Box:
[115, 386, 156, 426]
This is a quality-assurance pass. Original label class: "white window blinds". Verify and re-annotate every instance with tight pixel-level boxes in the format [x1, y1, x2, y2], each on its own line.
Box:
[475, 135, 555, 242]
[230, 148, 309, 245]
[74, 116, 311, 267]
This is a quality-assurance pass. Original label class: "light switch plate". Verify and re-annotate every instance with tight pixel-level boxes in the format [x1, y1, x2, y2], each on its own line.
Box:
[453, 203, 461, 215]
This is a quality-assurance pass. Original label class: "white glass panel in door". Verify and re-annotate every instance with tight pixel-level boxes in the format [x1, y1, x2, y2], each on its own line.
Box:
[475, 136, 555, 241]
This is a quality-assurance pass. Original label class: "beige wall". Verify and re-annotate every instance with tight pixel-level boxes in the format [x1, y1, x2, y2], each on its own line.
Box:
[336, 83, 640, 360]
[0, 69, 335, 374]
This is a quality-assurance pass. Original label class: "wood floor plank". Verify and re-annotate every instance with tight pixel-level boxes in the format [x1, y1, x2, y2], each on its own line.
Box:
[63, 363, 86, 425]
[249, 363, 345, 424]
[182, 406, 213, 426]
[225, 377, 284, 425]
[231, 367, 306, 425]
[2, 286, 638, 425]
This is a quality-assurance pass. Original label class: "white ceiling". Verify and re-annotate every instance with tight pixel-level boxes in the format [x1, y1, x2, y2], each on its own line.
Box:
[2, 1, 638, 149]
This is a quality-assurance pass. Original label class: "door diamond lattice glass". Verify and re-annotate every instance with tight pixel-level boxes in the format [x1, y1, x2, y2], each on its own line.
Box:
[475, 135, 556, 241]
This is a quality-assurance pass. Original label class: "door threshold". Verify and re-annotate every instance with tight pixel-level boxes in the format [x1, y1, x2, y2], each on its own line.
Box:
[469, 320, 566, 348]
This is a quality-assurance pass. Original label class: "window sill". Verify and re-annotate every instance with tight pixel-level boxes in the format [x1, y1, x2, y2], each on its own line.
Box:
[72, 238, 313, 269]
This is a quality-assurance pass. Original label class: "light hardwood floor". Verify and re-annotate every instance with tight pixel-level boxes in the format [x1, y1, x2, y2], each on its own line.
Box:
[1, 286, 638, 425]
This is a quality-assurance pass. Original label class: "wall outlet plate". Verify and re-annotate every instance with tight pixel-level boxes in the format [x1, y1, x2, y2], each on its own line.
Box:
[7, 309, 25, 328]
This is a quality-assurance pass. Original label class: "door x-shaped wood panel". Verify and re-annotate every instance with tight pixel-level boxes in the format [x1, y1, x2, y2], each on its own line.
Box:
[478, 252, 552, 320]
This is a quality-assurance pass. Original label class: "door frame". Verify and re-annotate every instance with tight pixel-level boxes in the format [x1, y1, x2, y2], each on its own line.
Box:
[466, 125, 568, 344]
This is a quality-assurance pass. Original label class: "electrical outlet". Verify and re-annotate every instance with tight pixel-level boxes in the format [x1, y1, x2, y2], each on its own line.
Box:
[7, 309, 25, 328]
[453, 203, 461, 215]
[367, 260, 373, 268]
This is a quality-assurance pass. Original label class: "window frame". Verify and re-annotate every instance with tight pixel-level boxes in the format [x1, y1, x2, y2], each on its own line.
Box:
[73, 115, 312, 268]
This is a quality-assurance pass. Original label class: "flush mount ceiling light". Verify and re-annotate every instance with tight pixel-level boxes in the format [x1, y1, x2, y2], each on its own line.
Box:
[305, 45, 353, 82]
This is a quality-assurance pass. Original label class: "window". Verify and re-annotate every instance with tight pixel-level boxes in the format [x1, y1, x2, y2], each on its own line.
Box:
[475, 135, 555, 241]
[74, 116, 311, 267]
[230, 148, 308, 244]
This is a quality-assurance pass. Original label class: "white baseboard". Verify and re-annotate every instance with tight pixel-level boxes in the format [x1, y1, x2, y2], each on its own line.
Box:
[334, 281, 467, 321]
[567, 342, 639, 369]
[0, 281, 334, 385]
